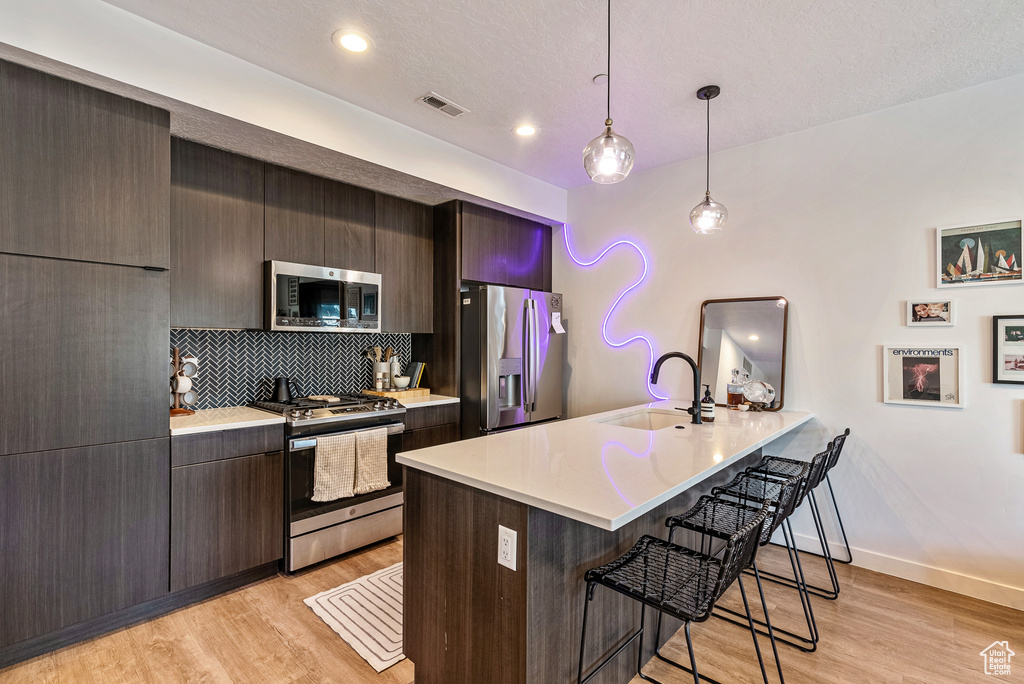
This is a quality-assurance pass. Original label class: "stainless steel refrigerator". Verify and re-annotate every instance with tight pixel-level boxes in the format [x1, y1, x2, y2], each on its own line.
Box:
[460, 285, 565, 438]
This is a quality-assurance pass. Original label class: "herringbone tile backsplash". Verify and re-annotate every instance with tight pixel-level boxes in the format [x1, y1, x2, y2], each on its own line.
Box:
[170, 329, 412, 410]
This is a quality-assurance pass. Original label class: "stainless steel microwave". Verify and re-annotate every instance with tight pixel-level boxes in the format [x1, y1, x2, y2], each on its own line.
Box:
[264, 261, 381, 333]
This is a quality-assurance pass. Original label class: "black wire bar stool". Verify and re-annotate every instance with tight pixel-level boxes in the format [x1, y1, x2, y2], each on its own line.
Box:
[750, 429, 851, 601]
[663, 481, 804, 684]
[707, 460, 826, 653]
[576, 501, 772, 684]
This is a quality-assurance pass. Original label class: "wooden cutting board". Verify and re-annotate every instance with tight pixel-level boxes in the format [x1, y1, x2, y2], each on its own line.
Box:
[362, 388, 430, 399]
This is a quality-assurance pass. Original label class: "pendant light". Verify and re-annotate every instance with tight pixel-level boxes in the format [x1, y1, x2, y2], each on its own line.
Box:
[583, 0, 634, 183]
[689, 85, 727, 234]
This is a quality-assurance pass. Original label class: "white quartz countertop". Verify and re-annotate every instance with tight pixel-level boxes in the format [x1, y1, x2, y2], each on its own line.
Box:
[397, 401, 813, 530]
[169, 406, 285, 436]
[401, 394, 460, 408]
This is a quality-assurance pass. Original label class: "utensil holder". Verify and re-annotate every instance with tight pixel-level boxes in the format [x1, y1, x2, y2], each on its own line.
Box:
[170, 346, 196, 416]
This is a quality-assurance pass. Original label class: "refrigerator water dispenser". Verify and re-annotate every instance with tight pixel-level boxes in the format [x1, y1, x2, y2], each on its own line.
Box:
[497, 358, 523, 408]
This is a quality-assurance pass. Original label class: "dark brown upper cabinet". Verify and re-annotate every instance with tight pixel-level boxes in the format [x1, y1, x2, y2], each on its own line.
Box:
[171, 139, 265, 329]
[0, 60, 170, 269]
[461, 202, 509, 285]
[264, 165, 325, 266]
[0, 254, 169, 457]
[325, 179, 376, 273]
[461, 202, 551, 291]
[508, 215, 552, 292]
[375, 193, 433, 333]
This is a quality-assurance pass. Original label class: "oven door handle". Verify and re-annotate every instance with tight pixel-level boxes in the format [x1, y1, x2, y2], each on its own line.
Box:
[289, 422, 405, 450]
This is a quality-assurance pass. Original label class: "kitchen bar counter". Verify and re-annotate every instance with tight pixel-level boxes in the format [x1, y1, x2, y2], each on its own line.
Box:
[169, 406, 284, 436]
[401, 402, 814, 684]
[398, 401, 812, 530]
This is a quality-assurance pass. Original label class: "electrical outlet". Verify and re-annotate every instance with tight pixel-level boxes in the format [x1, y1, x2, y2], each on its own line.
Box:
[498, 525, 517, 571]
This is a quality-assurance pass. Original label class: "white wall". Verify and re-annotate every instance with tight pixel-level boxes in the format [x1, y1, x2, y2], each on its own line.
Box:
[0, 0, 566, 222]
[556, 73, 1024, 609]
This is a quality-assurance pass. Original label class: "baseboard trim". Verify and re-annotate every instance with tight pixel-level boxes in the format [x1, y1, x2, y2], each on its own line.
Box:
[785, 531, 1024, 611]
[0, 562, 279, 670]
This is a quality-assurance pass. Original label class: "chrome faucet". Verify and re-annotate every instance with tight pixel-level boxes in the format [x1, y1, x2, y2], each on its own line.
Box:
[650, 352, 703, 425]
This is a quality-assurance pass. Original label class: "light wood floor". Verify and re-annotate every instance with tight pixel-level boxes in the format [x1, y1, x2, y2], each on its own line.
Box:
[634, 544, 1024, 684]
[1, 538, 1020, 683]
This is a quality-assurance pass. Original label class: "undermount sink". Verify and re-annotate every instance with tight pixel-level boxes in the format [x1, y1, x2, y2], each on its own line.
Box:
[591, 408, 690, 431]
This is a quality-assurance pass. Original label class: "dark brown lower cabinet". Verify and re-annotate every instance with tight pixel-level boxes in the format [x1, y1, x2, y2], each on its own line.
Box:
[0, 439, 170, 648]
[170, 424, 283, 468]
[403, 423, 460, 451]
[402, 403, 460, 451]
[171, 451, 284, 592]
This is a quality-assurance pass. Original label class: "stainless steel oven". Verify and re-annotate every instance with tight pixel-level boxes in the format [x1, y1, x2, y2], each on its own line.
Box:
[264, 260, 381, 333]
[253, 393, 405, 572]
[286, 422, 404, 572]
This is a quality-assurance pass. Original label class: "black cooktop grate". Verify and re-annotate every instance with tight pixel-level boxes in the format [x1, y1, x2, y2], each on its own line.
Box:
[252, 392, 371, 414]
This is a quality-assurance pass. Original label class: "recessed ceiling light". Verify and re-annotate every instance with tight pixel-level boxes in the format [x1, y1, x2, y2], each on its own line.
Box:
[332, 29, 372, 53]
[515, 125, 536, 136]
[748, 335, 759, 341]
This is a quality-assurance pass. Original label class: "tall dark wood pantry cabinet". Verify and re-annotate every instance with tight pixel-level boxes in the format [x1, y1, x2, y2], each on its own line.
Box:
[0, 60, 173, 664]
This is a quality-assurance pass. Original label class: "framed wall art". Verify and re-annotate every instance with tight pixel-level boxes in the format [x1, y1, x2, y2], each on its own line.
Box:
[883, 346, 963, 408]
[936, 219, 1022, 288]
[906, 299, 955, 327]
[993, 315, 1024, 385]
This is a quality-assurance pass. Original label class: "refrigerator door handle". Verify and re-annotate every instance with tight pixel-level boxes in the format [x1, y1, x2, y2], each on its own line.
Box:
[521, 300, 530, 413]
[527, 299, 540, 412]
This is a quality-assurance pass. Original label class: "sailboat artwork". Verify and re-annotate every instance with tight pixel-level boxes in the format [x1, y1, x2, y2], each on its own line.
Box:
[938, 219, 1023, 288]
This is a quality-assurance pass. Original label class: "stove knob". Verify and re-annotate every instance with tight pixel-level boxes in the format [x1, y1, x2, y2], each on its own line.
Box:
[290, 410, 300, 419]
[374, 401, 382, 410]
[304, 408, 314, 417]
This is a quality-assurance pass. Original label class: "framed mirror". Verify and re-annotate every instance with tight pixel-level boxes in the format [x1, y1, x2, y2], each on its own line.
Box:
[698, 297, 789, 410]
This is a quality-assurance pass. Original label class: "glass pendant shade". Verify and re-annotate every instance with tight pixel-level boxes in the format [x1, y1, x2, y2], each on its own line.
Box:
[689, 194, 727, 234]
[583, 123, 634, 184]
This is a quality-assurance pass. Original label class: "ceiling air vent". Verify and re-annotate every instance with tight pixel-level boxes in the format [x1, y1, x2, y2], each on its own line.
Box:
[419, 92, 469, 118]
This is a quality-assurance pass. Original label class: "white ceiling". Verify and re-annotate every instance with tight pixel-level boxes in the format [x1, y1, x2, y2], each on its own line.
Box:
[101, 0, 1024, 189]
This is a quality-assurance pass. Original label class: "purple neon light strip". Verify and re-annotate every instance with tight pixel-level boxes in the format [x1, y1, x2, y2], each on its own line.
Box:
[562, 224, 668, 400]
[601, 432, 655, 507]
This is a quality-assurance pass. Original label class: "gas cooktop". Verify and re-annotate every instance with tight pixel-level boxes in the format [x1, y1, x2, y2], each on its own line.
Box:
[251, 392, 404, 428]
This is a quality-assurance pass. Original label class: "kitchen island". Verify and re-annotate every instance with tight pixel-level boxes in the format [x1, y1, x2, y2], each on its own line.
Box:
[398, 402, 813, 684]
